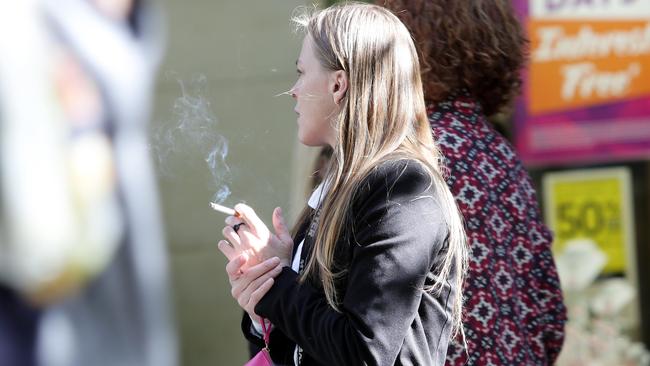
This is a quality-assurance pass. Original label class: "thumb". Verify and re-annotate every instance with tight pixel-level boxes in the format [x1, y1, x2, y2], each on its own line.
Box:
[272, 207, 293, 245]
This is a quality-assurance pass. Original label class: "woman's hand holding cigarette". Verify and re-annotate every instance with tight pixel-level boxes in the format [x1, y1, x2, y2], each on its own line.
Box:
[218, 203, 293, 318]
[218, 203, 293, 270]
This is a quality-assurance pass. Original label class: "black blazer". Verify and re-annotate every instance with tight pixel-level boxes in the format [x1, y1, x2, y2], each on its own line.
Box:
[242, 160, 457, 366]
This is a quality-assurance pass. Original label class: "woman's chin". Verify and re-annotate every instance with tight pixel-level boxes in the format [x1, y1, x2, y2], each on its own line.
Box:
[298, 136, 328, 148]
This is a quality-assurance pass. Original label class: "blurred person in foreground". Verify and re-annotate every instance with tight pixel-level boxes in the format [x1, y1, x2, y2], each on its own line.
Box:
[380, 1, 567, 364]
[0, 0, 177, 365]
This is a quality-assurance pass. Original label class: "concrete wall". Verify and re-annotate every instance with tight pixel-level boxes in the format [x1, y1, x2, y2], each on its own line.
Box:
[151, 1, 316, 364]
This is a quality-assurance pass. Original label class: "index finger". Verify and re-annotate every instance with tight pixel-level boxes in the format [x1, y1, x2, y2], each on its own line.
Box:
[234, 203, 266, 235]
[225, 255, 246, 277]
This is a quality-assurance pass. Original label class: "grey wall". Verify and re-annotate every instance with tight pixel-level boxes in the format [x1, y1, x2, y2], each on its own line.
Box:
[151, 1, 313, 364]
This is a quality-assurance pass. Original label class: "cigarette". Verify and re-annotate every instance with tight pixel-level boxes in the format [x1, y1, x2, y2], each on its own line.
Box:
[209, 202, 241, 217]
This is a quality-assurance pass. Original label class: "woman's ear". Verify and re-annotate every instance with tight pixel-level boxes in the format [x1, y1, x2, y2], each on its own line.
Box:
[330, 70, 348, 106]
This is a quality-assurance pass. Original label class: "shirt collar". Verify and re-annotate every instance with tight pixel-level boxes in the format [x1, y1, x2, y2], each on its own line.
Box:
[308, 180, 329, 209]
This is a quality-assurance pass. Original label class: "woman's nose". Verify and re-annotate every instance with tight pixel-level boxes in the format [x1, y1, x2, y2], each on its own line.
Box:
[289, 85, 297, 99]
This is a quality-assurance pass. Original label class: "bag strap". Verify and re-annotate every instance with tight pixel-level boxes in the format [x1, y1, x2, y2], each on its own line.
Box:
[261, 318, 271, 349]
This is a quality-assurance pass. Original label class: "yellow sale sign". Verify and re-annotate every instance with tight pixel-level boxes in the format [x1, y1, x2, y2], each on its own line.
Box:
[543, 168, 634, 274]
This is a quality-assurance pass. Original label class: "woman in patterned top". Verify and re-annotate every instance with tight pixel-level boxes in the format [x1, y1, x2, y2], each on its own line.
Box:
[380, 0, 568, 365]
[217, 3, 469, 365]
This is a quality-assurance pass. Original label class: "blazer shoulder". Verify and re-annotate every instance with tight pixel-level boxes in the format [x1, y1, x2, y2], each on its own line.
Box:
[358, 159, 434, 201]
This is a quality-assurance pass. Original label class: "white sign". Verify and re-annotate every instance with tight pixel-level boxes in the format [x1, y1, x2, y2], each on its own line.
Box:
[531, 0, 650, 20]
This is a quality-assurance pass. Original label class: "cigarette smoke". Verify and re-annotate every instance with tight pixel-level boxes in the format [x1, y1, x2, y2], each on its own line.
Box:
[152, 73, 231, 203]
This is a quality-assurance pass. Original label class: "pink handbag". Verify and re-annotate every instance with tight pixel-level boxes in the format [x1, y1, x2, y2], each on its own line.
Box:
[244, 319, 273, 366]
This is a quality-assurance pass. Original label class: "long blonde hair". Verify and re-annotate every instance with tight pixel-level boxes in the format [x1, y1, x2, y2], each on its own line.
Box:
[293, 2, 468, 338]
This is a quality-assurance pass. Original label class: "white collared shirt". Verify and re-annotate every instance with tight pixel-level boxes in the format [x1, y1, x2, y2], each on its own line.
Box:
[291, 181, 328, 365]
[291, 180, 328, 272]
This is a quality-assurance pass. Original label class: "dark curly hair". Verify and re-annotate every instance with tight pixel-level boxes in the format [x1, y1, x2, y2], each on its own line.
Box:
[380, 0, 528, 116]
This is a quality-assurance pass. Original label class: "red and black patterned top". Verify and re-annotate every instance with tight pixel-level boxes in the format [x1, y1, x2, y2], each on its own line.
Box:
[429, 93, 567, 365]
